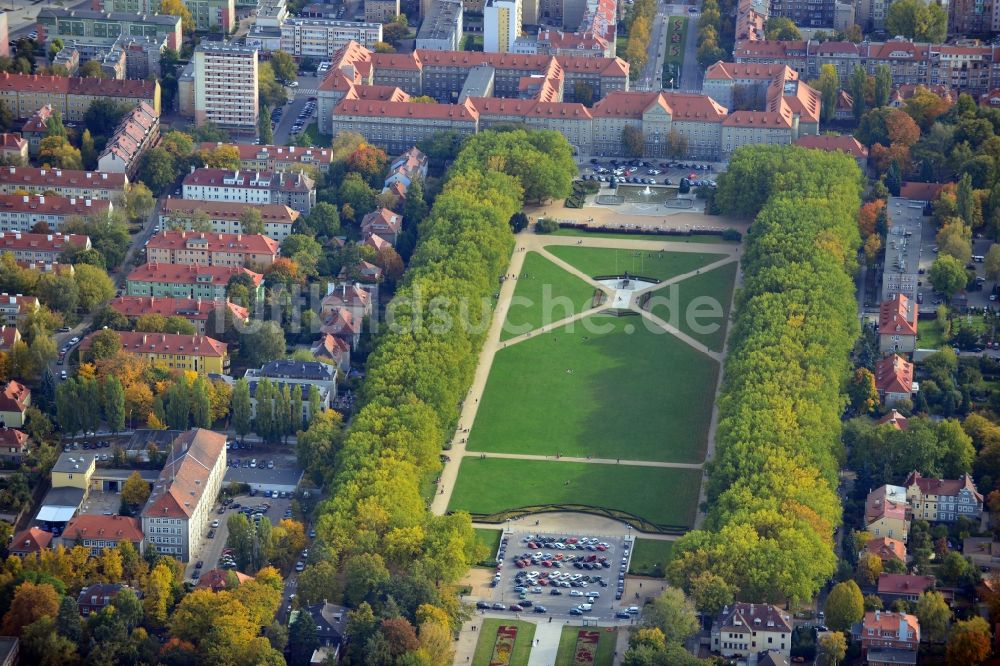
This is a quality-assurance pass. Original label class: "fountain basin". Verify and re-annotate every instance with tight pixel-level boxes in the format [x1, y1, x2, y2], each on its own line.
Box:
[615, 184, 679, 204]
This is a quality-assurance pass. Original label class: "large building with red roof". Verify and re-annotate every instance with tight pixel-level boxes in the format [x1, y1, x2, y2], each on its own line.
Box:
[904, 470, 983, 523]
[58, 515, 145, 556]
[145, 230, 279, 268]
[0, 193, 112, 232]
[141, 429, 226, 561]
[0, 71, 159, 121]
[0, 166, 127, 201]
[159, 198, 299, 241]
[80, 331, 229, 374]
[856, 610, 919, 666]
[878, 294, 918, 353]
[0, 231, 90, 263]
[126, 263, 264, 302]
[199, 142, 334, 173]
[794, 134, 868, 168]
[875, 355, 914, 406]
[108, 296, 249, 335]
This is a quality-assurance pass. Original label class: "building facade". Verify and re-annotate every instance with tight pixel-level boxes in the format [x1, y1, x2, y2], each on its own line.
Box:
[108, 296, 248, 335]
[181, 168, 316, 213]
[0, 166, 126, 200]
[198, 142, 334, 173]
[159, 198, 298, 241]
[0, 72, 159, 121]
[193, 43, 258, 131]
[878, 294, 918, 353]
[145, 230, 279, 268]
[126, 263, 264, 302]
[0, 231, 90, 263]
[905, 471, 984, 523]
[96, 101, 159, 176]
[82, 331, 229, 374]
[484, 0, 523, 53]
[710, 603, 792, 659]
[279, 17, 382, 57]
[0, 194, 112, 232]
[36, 7, 181, 49]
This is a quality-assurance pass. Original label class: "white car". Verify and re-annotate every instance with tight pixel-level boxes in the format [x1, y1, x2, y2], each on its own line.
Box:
[211, 520, 220, 528]
[569, 590, 584, 597]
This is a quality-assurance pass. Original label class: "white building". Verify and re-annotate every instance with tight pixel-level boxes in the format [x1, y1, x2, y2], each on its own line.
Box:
[415, 0, 464, 51]
[193, 42, 259, 132]
[484, 0, 522, 53]
[711, 603, 793, 659]
[244, 360, 336, 420]
[279, 18, 383, 58]
[141, 429, 226, 562]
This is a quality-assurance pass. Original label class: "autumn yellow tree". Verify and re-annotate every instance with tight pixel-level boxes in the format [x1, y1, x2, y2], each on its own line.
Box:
[1, 581, 60, 634]
[160, 0, 194, 33]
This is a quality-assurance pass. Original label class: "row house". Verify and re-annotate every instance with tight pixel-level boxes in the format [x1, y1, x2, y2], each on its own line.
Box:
[0, 166, 127, 201]
[159, 198, 298, 242]
[0, 231, 90, 263]
[145, 231, 279, 269]
[199, 143, 334, 173]
[81, 331, 229, 374]
[97, 101, 159, 177]
[125, 263, 264, 302]
[108, 296, 249, 335]
[181, 168, 316, 214]
[0, 72, 159, 121]
[0, 194, 111, 232]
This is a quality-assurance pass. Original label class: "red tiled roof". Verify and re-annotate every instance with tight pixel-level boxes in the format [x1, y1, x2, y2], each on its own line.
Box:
[0, 231, 90, 253]
[360, 207, 402, 233]
[705, 62, 790, 81]
[198, 143, 333, 166]
[109, 296, 249, 323]
[862, 611, 920, 642]
[468, 97, 593, 119]
[127, 263, 263, 287]
[62, 515, 143, 543]
[865, 537, 907, 563]
[866, 485, 909, 524]
[795, 134, 868, 159]
[0, 325, 18, 352]
[0, 380, 29, 413]
[900, 181, 947, 202]
[716, 603, 792, 633]
[592, 91, 727, 120]
[0, 166, 127, 191]
[878, 294, 918, 336]
[146, 230, 279, 256]
[10, 527, 51, 554]
[21, 105, 53, 134]
[197, 568, 253, 592]
[336, 97, 479, 121]
[322, 284, 371, 309]
[143, 429, 226, 519]
[0, 193, 112, 216]
[877, 409, 909, 430]
[81, 331, 228, 358]
[733, 39, 807, 58]
[876, 573, 935, 596]
[312, 333, 350, 360]
[322, 307, 360, 336]
[904, 470, 983, 502]
[867, 41, 930, 62]
[160, 198, 298, 225]
[0, 133, 26, 152]
[875, 355, 913, 394]
[0, 72, 156, 98]
[0, 427, 28, 450]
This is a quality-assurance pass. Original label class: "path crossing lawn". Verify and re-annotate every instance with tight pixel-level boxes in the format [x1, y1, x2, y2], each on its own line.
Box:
[469, 315, 718, 463]
[554, 626, 618, 666]
[449, 457, 701, 529]
[627, 539, 674, 577]
[645, 261, 738, 352]
[501, 251, 597, 341]
[545, 245, 726, 281]
[471, 619, 537, 666]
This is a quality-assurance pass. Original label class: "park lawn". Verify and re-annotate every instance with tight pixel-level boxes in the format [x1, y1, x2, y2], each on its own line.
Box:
[501, 251, 597, 341]
[449, 457, 702, 529]
[470, 315, 718, 462]
[475, 528, 503, 566]
[663, 16, 687, 85]
[646, 261, 738, 352]
[545, 245, 726, 282]
[299, 122, 333, 148]
[627, 539, 674, 578]
[554, 627, 618, 666]
[551, 228, 739, 244]
[471, 619, 537, 666]
[917, 316, 946, 349]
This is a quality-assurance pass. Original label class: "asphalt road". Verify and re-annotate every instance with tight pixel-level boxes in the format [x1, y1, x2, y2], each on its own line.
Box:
[272, 76, 321, 146]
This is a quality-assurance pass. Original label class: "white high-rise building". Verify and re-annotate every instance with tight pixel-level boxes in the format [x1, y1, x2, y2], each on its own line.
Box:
[193, 42, 258, 132]
[484, 0, 522, 53]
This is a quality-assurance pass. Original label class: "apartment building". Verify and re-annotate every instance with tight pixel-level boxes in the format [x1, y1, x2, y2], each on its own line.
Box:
[875, 354, 914, 406]
[244, 360, 337, 418]
[60, 515, 144, 556]
[878, 294, 918, 353]
[416, 0, 463, 51]
[20, 105, 52, 157]
[710, 603, 792, 659]
[905, 471, 984, 523]
[159, 198, 299, 241]
[36, 7, 181, 50]
[108, 296, 249, 334]
[97, 101, 159, 176]
[125, 263, 264, 302]
[141, 429, 227, 561]
[182, 168, 316, 213]
[366, 0, 400, 22]
[97, 0, 234, 32]
[198, 142, 334, 173]
[950, 0, 994, 36]
[768, 0, 836, 28]
[0, 133, 26, 164]
[279, 17, 382, 57]
[0, 293, 37, 327]
[0, 166, 126, 200]
[82, 331, 229, 374]
[865, 484, 910, 541]
[145, 230, 280, 268]
[0, 231, 90, 263]
[485, 0, 522, 53]
[0, 72, 159, 121]
[856, 611, 919, 666]
[0, 194, 112, 232]
[193, 42, 258, 131]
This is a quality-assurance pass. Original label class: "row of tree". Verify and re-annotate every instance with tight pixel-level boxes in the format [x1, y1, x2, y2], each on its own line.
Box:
[311, 129, 573, 663]
[669, 145, 863, 604]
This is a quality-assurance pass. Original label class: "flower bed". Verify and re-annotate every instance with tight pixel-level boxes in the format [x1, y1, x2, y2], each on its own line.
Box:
[489, 625, 519, 666]
[572, 631, 600, 665]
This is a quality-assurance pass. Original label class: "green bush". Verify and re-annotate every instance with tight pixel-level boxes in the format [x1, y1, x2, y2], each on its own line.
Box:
[536, 218, 560, 233]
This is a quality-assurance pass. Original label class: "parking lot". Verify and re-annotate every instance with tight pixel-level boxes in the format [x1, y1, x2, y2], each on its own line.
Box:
[476, 531, 638, 621]
[582, 158, 720, 189]
[223, 447, 303, 493]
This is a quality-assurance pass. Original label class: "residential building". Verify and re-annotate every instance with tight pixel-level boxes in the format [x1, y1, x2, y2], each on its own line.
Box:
[50, 449, 96, 492]
[366, 0, 400, 22]
[0, 325, 17, 352]
[360, 208, 402, 244]
[279, 17, 383, 57]
[97, 0, 233, 33]
[81, 330, 229, 374]
[0, 166, 126, 201]
[15, 259, 74, 275]
[141, 428, 227, 561]
[904, 471, 984, 523]
[416, 0, 464, 51]
[0, 72, 159, 121]
[385, 146, 429, 190]
[0, 133, 26, 164]
[0, 380, 28, 428]
[20, 105, 51, 157]
[145, 231, 279, 269]
[865, 484, 910, 542]
[877, 409, 909, 430]
[0, 428, 29, 462]
[298, 602, 348, 660]
[485, 0, 522, 53]
[0, 293, 38, 326]
[60, 515, 145, 556]
[878, 294, 918, 353]
[9, 527, 51, 557]
[0, 194, 112, 233]
[363, 233, 391, 254]
[0, 231, 90, 263]
[875, 355, 914, 406]
[37, 7, 181, 50]
[181, 168, 316, 214]
[710, 603, 792, 659]
[322, 306, 362, 349]
[863, 537, 907, 565]
[768, 0, 836, 28]
[793, 133, 868, 169]
[857, 611, 919, 666]
[311, 333, 350, 372]
[193, 42, 258, 131]
[877, 573, 937, 605]
[0, 13, 7, 60]
[97, 101, 159, 176]
[198, 142, 334, 173]
[76, 584, 141, 615]
[108, 296, 249, 335]
[126, 263, 264, 302]
[244, 360, 336, 419]
[159, 198, 299, 241]
[197, 568, 253, 591]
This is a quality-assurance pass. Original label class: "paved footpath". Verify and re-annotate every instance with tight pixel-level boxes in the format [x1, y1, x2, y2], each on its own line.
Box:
[527, 623, 564, 666]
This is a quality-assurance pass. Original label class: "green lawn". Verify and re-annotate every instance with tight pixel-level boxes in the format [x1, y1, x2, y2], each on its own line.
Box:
[917, 316, 945, 349]
[554, 627, 618, 666]
[627, 539, 674, 578]
[296, 122, 333, 148]
[663, 16, 687, 86]
[551, 228, 739, 244]
[471, 619, 537, 666]
[545, 246, 726, 282]
[646, 261, 738, 352]
[470, 315, 718, 462]
[502, 251, 597, 341]
[475, 528, 503, 566]
[449, 457, 702, 529]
